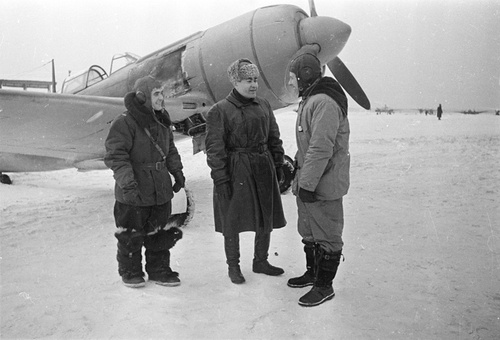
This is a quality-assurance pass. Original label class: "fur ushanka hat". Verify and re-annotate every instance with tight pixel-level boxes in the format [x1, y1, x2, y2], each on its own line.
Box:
[227, 58, 260, 84]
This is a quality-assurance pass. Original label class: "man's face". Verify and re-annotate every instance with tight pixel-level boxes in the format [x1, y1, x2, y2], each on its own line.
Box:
[234, 77, 259, 99]
[151, 87, 164, 110]
[287, 72, 299, 98]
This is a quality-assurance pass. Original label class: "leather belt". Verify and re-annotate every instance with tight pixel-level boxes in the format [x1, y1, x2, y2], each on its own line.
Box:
[229, 144, 268, 154]
[134, 160, 166, 170]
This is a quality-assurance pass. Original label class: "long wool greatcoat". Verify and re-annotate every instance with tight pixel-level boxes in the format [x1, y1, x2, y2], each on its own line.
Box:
[104, 92, 183, 206]
[205, 91, 287, 236]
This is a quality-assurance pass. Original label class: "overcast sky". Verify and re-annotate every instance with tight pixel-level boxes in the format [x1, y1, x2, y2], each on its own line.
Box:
[1, 0, 498, 110]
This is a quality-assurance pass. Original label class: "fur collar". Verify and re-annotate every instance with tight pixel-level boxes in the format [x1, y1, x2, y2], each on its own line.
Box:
[303, 77, 348, 116]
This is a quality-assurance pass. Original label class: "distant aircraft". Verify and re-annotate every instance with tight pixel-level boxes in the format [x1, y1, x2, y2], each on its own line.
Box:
[375, 105, 394, 115]
[0, 1, 370, 190]
[418, 108, 434, 115]
[459, 109, 487, 115]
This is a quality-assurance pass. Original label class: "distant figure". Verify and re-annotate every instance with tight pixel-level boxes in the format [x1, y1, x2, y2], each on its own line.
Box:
[205, 58, 287, 284]
[437, 104, 443, 120]
[105, 76, 186, 288]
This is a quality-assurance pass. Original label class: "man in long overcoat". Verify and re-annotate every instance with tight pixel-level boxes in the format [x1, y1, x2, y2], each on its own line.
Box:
[205, 58, 287, 284]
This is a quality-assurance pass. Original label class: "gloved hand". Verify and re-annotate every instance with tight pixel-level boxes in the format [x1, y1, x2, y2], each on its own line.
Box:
[299, 187, 317, 203]
[215, 182, 232, 199]
[172, 171, 185, 193]
[276, 165, 284, 183]
[123, 183, 139, 205]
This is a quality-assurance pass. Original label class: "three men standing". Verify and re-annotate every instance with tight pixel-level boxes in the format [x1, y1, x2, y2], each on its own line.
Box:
[105, 54, 349, 308]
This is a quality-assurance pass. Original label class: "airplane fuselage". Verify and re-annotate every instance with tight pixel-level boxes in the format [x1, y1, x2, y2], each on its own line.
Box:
[0, 4, 354, 174]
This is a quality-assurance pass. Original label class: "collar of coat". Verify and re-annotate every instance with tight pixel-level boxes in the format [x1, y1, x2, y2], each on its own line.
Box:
[124, 92, 172, 128]
[302, 77, 348, 116]
[226, 89, 262, 108]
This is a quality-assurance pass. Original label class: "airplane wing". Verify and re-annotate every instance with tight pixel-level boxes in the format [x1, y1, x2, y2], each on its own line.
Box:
[0, 90, 207, 173]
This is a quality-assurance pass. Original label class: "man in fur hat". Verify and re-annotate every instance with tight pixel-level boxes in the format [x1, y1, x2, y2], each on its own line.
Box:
[205, 58, 287, 284]
[105, 75, 185, 288]
[287, 52, 349, 307]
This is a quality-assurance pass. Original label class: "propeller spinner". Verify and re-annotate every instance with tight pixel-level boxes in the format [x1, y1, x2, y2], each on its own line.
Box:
[301, 0, 371, 109]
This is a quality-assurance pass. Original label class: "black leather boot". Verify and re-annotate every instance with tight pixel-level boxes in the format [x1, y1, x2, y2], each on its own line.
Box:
[287, 240, 316, 287]
[252, 232, 284, 276]
[298, 248, 342, 307]
[225, 236, 245, 284]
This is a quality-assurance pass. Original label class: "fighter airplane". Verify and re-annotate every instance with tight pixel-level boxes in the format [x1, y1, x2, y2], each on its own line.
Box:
[0, 1, 370, 193]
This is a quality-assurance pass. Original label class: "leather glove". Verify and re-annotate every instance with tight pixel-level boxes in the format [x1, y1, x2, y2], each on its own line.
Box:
[276, 165, 284, 183]
[172, 171, 185, 193]
[298, 187, 317, 203]
[122, 183, 139, 205]
[215, 182, 232, 199]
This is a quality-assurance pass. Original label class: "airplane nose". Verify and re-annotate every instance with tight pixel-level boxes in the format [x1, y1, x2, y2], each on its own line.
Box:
[299, 16, 351, 64]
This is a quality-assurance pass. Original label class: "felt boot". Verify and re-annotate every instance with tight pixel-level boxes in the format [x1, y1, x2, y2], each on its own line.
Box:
[117, 247, 145, 288]
[298, 248, 342, 307]
[287, 241, 316, 288]
[146, 250, 180, 287]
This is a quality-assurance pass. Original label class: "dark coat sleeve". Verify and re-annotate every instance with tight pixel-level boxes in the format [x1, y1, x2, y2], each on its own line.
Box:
[104, 117, 137, 189]
[266, 101, 285, 167]
[205, 103, 230, 185]
[165, 128, 183, 175]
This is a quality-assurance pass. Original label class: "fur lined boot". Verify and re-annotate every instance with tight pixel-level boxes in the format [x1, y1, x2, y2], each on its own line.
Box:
[298, 248, 342, 307]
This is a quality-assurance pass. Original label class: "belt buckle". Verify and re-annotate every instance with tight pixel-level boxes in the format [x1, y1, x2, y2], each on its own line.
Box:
[155, 162, 163, 170]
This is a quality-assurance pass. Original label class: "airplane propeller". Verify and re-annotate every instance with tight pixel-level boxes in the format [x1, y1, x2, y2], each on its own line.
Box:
[306, 0, 371, 109]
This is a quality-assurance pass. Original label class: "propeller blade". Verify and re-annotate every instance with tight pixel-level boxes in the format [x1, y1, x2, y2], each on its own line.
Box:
[327, 57, 371, 109]
[308, 0, 318, 17]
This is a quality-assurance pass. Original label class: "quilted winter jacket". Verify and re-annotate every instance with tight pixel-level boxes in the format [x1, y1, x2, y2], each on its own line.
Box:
[104, 92, 183, 206]
[205, 91, 286, 235]
[292, 90, 350, 200]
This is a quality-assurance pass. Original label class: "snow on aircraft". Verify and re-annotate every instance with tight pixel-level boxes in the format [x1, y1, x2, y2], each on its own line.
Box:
[0, 1, 370, 224]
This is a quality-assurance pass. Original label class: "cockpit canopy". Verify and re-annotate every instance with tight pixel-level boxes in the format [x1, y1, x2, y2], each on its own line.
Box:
[61, 65, 107, 94]
[61, 52, 139, 94]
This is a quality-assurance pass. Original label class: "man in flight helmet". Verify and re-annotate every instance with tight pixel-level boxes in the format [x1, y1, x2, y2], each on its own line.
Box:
[105, 75, 186, 288]
[287, 52, 350, 307]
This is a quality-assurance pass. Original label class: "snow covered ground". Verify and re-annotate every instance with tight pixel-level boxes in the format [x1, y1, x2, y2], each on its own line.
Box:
[1, 110, 499, 339]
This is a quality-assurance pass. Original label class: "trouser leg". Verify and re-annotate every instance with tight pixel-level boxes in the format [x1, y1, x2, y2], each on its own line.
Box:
[113, 202, 146, 280]
[296, 197, 344, 253]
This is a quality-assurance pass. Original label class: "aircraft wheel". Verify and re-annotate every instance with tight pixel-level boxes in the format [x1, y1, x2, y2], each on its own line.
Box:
[0, 173, 12, 185]
[166, 187, 195, 228]
[279, 155, 295, 194]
